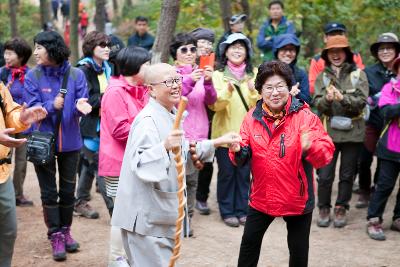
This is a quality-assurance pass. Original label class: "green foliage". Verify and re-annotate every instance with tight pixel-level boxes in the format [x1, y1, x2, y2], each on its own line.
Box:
[0, 0, 41, 44]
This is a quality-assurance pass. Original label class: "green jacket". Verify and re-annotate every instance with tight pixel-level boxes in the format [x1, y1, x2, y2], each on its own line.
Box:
[313, 63, 368, 143]
[209, 68, 259, 145]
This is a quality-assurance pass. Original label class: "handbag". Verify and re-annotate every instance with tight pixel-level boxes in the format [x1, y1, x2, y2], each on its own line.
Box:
[26, 67, 70, 165]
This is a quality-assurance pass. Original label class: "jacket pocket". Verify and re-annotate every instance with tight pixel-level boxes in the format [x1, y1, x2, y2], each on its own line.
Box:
[147, 188, 178, 226]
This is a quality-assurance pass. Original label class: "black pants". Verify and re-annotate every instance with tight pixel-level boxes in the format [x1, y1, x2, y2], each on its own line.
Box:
[34, 151, 79, 236]
[367, 159, 400, 221]
[196, 161, 214, 202]
[238, 206, 312, 267]
[318, 142, 362, 209]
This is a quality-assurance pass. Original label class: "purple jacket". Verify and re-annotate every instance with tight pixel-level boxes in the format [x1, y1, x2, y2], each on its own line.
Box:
[0, 66, 29, 105]
[24, 61, 88, 152]
[177, 64, 217, 141]
[377, 79, 400, 160]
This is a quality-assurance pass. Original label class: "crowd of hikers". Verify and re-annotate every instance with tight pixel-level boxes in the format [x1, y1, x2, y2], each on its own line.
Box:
[0, 1, 399, 266]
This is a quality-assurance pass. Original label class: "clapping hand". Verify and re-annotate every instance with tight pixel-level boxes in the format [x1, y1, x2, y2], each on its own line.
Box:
[19, 104, 48, 125]
[53, 93, 65, 110]
[76, 98, 92, 115]
[290, 82, 300, 96]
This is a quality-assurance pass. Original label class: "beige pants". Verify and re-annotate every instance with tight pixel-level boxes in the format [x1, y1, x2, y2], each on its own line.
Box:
[109, 197, 127, 265]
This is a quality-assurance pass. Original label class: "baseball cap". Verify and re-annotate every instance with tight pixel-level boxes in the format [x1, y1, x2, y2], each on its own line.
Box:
[323, 22, 347, 34]
[229, 14, 247, 25]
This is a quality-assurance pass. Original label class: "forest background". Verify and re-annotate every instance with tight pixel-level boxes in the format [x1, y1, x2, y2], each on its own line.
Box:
[1, 0, 400, 68]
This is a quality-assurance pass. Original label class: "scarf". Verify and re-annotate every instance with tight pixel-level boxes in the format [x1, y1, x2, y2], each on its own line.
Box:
[262, 102, 285, 127]
[7, 65, 27, 84]
[227, 61, 246, 80]
[77, 57, 112, 81]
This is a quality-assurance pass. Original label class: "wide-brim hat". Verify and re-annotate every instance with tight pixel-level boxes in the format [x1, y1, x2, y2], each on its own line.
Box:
[190, 27, 215, 43]
[370, 33, 400, 59]
[219, 33, 252, 57]
[321, 35, 354, 64]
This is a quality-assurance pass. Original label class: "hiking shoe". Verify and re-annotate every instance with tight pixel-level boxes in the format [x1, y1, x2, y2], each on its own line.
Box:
[367, 218, 386, 241]
[74, 201, 99, 219]
[50, 232, 66, 261]
[391, 218, 400, 232]
[16, 195, 34, 207]
[223, 217, 240, 227]
[333, 206, 347, 228]
[61, 226, 80, 252]
[355, 194, 369, 209]
[238, 216, 247, 226]
[317, 207, 331, 227]
[195, 201, 210, 215]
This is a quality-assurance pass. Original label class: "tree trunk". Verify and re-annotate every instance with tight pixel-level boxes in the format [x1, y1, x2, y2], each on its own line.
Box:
[219, 0, 231, 32]
[9, 0, 19, 37]
[112, 0, 119, 16]
[152, 0, 180, 63]
[94, 0, 106, 32]
[240, 0, 252, 34]
[40, 0, 50, 28]
[69, 0, 79, 64]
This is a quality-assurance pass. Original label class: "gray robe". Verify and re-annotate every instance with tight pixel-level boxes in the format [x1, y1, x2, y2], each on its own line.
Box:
[111, 97, 214, 239]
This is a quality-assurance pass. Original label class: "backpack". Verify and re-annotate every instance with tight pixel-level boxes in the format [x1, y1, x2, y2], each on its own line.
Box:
[322, 68, 370, 121]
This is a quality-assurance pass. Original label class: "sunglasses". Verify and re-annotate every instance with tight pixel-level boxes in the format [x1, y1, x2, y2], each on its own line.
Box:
[98, 42, 111, 48]
[179, 46, 197, 54]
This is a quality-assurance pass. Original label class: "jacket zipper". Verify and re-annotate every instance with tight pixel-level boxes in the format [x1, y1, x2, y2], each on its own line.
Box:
[279, 134, 285, 158]
[298, 173, 305, 196]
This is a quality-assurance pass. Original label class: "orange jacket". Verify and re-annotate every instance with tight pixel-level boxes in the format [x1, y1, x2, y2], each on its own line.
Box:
[309, 53, 364, 95]
[0, 83, 29, 184]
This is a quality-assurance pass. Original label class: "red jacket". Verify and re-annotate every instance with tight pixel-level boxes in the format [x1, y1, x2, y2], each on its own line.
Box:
[230, 97, 334, 216]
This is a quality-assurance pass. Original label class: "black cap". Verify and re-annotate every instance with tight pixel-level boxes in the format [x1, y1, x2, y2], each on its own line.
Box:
[229, 14, 247, 25]
[323, 22, 346, 34]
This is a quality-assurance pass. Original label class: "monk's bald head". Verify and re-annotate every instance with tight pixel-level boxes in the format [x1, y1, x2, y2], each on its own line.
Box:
[144, 63, 177, 84]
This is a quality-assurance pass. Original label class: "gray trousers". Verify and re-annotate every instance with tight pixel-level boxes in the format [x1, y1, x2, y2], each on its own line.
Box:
[121, 229, 174, 267]
[0, 178, 17, 267]
[12, 133, 27, 198]
[186, 170, 199, 218]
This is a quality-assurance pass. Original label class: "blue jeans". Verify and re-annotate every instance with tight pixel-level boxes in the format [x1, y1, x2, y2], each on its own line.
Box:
[216, 147, 250, 219]
[367, 159, 400, 221]
[0, 178, 17, 267]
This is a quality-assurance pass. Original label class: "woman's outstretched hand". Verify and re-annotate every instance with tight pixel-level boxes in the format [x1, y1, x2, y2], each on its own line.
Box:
[214, 132, 242, 149]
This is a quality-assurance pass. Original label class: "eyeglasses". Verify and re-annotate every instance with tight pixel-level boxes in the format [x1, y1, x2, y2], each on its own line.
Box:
[98, 42, 111, 48]
[179, 46, 197, 54]
[378, 46, 395, 53]
[151, 76, 183, 88]
[197, 40, 213, 46]
[262, 82, 288, 93]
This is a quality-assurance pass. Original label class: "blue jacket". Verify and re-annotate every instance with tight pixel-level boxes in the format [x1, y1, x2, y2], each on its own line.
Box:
[24, 61, 88, 152]
[257, 16, 295, 61]
[127, 32, 155, 51]
[273, 34, 311, 104]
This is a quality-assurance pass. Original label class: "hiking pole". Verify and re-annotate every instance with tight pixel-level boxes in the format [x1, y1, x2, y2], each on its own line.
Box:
[169, 96, 188, 267]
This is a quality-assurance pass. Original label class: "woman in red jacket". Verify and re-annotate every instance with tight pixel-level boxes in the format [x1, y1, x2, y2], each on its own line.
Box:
[230, 61, 334, 267]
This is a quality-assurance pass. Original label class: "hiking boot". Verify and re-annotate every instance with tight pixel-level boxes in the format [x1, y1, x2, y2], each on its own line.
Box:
[238, 216, 247, 226]
[391, 218, 400, 232]
[317, 207, 331, 227]
[333, 206, 347, 228]
[223, 217, 240, 227]
[355, 194, 369, 209]
[50, 232, 66, 261]
[16, 195, 34, 207]
[74, 201, 99, 219]
[61, 226, 80, 252]
[195, 201, 210, 215]
[367, 218, 386, 241]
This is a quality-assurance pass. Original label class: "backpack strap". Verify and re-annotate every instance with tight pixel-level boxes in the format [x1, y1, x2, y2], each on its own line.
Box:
[232, 83, 249, 112]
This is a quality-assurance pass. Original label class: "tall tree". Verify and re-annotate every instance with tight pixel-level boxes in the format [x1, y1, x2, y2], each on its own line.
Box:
[94, 0, 106, 32]
[9, 0, 19, 37]
[112, 0, 119, 17]
[152, 0, 180, 63]
[219, 0, 231, 32]
[69, 0, 79, 64]
[39, 0, 51, 28]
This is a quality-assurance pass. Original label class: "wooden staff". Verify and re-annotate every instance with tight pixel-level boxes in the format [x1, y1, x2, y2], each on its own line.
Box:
[169, 96, 188, 267]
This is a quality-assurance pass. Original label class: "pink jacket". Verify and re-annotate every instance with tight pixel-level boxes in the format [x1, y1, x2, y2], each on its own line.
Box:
[99, 75, 149, 177]
[177, 65, 217, 141]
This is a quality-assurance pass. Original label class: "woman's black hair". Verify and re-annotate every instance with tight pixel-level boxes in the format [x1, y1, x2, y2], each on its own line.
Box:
[116, 46, 151, 76]
[33, 31, 70, 65]
[3, 37, 32, 65]
[254, 61, 293, 94]
[169, 33, 196, 60]
[217, 40, 253, 75]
